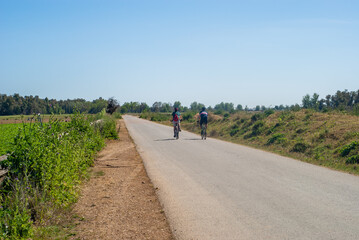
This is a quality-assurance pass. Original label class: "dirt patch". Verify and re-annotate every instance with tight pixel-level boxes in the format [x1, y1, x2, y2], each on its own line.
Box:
[71, 119, 174, 240]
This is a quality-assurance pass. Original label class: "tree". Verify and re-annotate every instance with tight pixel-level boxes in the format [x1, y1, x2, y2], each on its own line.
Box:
[106, 97, 119, 115]
[173, 101, 182, 111]
[236, 104, 243, 111]
[302, 94, 311, 108]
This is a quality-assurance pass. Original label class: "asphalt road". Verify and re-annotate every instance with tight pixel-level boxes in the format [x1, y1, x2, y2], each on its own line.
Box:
[123, 115, 359, 240]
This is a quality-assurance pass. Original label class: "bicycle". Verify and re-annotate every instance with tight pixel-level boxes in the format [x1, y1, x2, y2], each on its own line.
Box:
[174, 122, 180, 139]
[201, 124, 207, 140]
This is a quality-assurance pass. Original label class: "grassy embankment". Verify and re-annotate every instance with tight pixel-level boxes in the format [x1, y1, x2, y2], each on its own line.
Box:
[140, 110, 359, 175]
[0, 111, 120, 239]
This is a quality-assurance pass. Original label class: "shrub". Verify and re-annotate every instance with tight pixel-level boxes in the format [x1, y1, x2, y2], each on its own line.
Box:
[296, 128, 306, 134]
[182, 112, 194, 122]
[0, 113, 106, 239]
[264, 109, 275, 117]
[93, 116, 118, 139]
[346, 155, 359, 164]
[251, 113, 262, 122]
[251, 121, 265, 136]
[267, 133, 286, 145]
[291, 142, 309, 153]
[230, 128, 239, 137]
[339, 141, 359, 164]
[339, 141, 359, 157]
[223, 113, 230, 120]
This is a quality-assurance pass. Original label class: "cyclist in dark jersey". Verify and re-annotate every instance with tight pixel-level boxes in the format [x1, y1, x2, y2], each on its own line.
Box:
[199, 107, 208, 128]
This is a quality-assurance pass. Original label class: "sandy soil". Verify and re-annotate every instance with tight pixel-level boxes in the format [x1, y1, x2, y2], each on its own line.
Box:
[71, 119, 174, 240]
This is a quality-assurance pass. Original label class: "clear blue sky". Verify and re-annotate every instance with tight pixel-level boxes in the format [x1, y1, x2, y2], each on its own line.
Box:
[1, 0, 358, 108]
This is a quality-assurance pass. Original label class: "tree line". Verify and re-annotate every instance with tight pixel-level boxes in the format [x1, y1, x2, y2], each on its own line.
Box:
[1, 89, 358, 116]
[302, 89, 359, 112]
[0, 93, 108, 115]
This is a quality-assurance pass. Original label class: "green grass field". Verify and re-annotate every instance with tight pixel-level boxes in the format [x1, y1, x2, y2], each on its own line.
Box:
[0, 123, 22, 155]
[0, 114, 73, 124]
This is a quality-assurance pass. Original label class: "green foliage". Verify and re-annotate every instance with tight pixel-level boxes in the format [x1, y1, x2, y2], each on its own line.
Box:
[251, 113, 263, 122]
[346, 155, 359, 164]
[223, 113, 230, 120]
[214, 102, 234, 112]
[264, 109, 275, 116]
[0, 124, 21, 155]
[0, 113, 106, 239]
[0, 93, 108, 115]
[92, 116, 119, 140]
[339, 141, 359, 164]
[182, 112, 195, 122]
[267, 133, 286, 145]
[140, 112, 171, 122]
[291, 142, 309, 153]
[339, 141, 359, 157]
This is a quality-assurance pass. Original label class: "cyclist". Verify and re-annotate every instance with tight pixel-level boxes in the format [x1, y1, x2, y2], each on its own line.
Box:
[171, 107, 181, 137]
[199, 107, 208, 129]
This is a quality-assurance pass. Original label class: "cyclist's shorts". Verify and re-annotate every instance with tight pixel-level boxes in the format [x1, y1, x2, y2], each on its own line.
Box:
[173, 121, 180, 126]
[200, 119, 207, 125]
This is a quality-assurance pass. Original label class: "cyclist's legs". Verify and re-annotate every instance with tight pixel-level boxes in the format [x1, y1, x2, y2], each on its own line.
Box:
[173, 121, 179, 135]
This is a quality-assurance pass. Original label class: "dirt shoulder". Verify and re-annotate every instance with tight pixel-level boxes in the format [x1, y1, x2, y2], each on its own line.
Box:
[71, 119, 174, 240]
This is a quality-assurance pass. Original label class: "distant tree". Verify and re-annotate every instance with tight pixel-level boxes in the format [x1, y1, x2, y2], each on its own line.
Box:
[151, 102, 162, 112]
[302, 94, 311, 108]
[106, 97, 119, 115]
[160, 103, 172, 112]
[311, 93, 320, 110]
[173, 101, 182, 111]
[214, 102, 234, 112]
[190, 101, 205, 112]
[255, 105, 260, 111]
[236, 104, 243, 111]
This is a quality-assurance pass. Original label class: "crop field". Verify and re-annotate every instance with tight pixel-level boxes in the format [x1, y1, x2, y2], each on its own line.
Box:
[0, 114, 73, 124]
[0, 123, 22, 155]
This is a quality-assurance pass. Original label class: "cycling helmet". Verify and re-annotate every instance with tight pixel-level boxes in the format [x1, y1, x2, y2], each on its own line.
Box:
[202, 107, 206, 111]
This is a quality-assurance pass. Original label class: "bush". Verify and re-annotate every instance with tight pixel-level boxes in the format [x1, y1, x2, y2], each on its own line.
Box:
[346, 155, 359, 164]
[0, 113, 106, 239]
[264, 109, 275, 117]
[339, 141, 359, 157]
[223, 113, 230, 120]
[182, 112, 195, 122]
[252, 121, 265, 136]
[251, 113, 262, 122]
[267, 133, 286, 145]
[339, 141, 359, 164]
[93, 116, 118, 140]
[291, 142, 309, 153]
[230, 128, 239, 137]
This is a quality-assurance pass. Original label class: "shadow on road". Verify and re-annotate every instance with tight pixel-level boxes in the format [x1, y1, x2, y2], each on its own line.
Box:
[183, 138, 203, 141]
[154, 138, 177, 141]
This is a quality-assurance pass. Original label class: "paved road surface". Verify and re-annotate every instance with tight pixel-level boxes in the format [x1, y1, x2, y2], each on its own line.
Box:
[123, 115, 359, 240]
